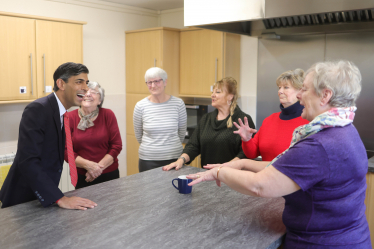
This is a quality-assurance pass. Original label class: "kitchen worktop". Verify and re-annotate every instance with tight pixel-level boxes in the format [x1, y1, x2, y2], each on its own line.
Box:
[368, 156, 374, 173]
[0, 166, 285, 249]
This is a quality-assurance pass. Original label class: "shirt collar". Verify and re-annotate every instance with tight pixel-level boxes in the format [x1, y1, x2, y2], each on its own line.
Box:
[53, 92, 67, 117]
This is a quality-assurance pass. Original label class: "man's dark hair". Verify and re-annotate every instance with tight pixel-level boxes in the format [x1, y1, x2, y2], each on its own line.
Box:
[53, 62, 89, 92]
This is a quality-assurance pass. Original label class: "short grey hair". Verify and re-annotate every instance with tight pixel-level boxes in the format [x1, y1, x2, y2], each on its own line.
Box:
[276, 68, 304, 90]
[306, 60, 362, 107]
[87, 81, 105, 108]
[144, 67, 168, 82]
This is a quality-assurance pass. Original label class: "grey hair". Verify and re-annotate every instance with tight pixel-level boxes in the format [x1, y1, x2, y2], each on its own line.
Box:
[87, 81, 105, 108]
[276, 68, 304, 90]
[144, 67, 168, 82]
[305, 61, 362, 107]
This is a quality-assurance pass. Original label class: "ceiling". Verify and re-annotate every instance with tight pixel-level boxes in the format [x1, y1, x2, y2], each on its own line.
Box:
[100, 0, 184, 11]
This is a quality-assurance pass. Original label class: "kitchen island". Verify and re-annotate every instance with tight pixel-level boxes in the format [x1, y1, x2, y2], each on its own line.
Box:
[0, 166, 285, 249]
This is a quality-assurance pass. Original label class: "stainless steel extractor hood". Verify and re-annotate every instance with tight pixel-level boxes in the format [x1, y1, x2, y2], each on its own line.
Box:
[184, 0, 374, 36]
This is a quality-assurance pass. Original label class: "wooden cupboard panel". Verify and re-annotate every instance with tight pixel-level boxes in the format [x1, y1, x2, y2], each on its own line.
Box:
[36, 20, 83, 98]
[126, 93, 149, 135]
[365, 173, 374, 249]
[224, 33, 241, 84]
[127, 134, 140, 176]
[189, 155, 201, 168]
[126, 30, 162, 94]
[162, 30, 180, 96]
[0, 16, 37, 100]
[180, 29, 223, 97]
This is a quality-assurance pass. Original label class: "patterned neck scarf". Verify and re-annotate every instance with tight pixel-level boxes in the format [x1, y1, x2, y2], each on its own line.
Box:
[77, 107, 99, 131]
[268, 106, 357, 167]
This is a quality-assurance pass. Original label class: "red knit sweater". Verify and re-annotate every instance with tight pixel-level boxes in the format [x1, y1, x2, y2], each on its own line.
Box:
[242, 112, 309, 161]
[65, 108, 123, 175]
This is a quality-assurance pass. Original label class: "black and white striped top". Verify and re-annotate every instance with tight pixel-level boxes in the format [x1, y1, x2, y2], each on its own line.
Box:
[133, 96, 187, 160]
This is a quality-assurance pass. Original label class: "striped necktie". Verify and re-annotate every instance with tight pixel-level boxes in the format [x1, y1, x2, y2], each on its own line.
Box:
[64, 112, 78, 187]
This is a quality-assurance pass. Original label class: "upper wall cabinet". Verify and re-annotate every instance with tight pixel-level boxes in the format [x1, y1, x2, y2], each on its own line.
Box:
[125, 27, 180, 96]
[179, 28, 240, 98]
[0, 12, 85, 103]
[36, 20, 83, 98]
[0, 15, 37, 101]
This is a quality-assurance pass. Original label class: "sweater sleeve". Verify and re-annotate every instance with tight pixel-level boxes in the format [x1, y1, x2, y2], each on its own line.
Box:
[241, 113, 260, 159]
[242, 130, 260, 159]
[183, 115, 205, 163]
[133, 102, 143, 144]
[105, 109, 123, 159]
[236, 113, 256, 159]
[177, 100, 187, 143]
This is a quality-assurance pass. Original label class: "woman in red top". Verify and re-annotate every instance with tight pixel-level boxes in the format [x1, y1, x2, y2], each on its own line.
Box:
[212, 69, 309, 172]
[66, 82, 122, 189]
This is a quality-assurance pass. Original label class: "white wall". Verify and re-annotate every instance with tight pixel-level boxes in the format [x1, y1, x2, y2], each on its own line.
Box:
[159, 8, 258, 124]
[0, 0, 160, 181]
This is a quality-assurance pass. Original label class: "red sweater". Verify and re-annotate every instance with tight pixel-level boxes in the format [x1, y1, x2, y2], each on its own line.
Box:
[65, 108, 123, 175]
[242, 112, 309, 161]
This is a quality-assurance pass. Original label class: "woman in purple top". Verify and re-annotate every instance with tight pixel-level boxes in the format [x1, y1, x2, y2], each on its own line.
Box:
[186, 60, 371, 248]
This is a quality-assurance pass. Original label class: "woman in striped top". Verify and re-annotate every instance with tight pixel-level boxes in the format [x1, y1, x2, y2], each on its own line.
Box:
[133, 67, 187, 172]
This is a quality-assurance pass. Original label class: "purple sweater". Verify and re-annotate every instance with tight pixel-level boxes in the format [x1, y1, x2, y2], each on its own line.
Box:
[273, 124, 371, 248]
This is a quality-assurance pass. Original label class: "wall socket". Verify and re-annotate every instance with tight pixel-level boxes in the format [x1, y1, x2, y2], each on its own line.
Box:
[45, 86, 52, 93]
[19, 86, 26, 94]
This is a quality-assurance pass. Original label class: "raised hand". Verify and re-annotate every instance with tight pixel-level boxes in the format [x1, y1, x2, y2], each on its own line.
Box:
[233, 117, 257, 142]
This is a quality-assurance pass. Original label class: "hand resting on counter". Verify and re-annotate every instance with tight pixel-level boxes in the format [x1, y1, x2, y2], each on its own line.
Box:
[162, 153, 191, 171]
[57, 196, 97, 210]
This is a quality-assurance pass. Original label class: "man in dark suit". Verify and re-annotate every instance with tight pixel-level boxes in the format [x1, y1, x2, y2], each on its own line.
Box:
[0, 62, 97, 210]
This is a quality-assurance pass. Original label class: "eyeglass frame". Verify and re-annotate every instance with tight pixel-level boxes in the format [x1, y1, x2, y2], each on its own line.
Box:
[86, 89, 100, 95]
[145, 79, 164, 86]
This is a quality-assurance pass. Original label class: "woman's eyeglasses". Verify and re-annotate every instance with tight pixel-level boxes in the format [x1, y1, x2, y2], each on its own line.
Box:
[145, 79, 163, 86]
[87, 89, 100, 95]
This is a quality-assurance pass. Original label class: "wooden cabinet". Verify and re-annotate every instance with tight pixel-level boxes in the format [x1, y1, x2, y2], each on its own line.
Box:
[125, 27, 180, 176]
[125, 27, 180, 96]
[35, 20, 83, 98]
[179, 28, 240, 98]
[365, 172, 374, 249]
[125, 93, 148, 175]
[0, 15, 37, 101]
[126, 134, 141, 176]
[0, 12, 85, 103]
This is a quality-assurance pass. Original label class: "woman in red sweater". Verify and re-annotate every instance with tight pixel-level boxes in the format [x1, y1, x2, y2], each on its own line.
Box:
[66, 82, 122, 189]
[209, 69, 309, 172]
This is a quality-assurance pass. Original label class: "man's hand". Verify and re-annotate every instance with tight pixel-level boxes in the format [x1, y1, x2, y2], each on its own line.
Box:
[57, 196, 97, 210]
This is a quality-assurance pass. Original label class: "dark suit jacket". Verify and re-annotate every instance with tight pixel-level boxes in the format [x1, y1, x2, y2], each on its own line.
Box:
[0, 93, 65, 208]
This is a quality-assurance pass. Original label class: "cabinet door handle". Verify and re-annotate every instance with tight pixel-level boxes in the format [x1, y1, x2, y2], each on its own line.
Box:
[30, 53, 34, 96]
[215, 57, 218, 83]
[154, 58, 157, 67]
[43, 54, 46, 93]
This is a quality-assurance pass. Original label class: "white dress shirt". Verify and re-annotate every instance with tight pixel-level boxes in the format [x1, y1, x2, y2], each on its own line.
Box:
[53, 92, 67, 129]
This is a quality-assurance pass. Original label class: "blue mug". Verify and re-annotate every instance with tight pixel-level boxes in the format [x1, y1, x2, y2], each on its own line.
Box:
[172, 175, 192, 194]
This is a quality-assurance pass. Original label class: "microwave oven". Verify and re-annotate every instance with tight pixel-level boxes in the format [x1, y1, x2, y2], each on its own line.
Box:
[185, 104, 215, 139]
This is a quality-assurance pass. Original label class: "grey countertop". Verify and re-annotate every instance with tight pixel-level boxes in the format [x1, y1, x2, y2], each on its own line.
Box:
[368, 156, 374, 173]
[0, 166, 285, 249]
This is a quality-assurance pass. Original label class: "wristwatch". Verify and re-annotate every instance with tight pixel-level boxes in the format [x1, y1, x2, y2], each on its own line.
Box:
[178, 156, 186, 165]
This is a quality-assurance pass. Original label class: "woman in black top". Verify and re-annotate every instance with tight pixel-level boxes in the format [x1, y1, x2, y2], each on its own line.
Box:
[163, 77, 255, 170]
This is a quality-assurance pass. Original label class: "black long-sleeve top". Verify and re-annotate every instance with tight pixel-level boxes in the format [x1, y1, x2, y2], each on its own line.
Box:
[183, 106, 255, 167]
